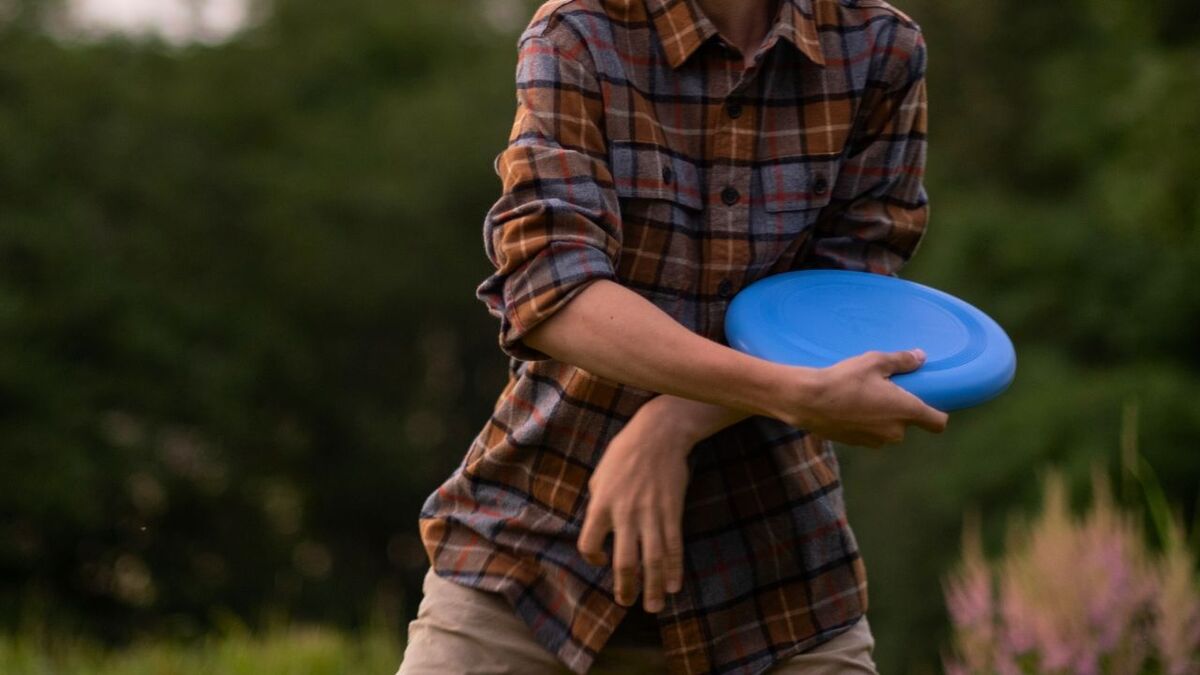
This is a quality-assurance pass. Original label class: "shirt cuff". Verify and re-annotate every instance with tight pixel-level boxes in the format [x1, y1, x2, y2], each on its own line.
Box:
[477, 240, 617, 362]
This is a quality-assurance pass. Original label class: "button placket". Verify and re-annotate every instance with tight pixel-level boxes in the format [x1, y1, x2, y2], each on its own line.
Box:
[704, 42, 754, 322]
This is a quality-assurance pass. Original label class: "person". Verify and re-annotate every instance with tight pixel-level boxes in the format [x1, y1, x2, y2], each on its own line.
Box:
[397, 0, 947, 672]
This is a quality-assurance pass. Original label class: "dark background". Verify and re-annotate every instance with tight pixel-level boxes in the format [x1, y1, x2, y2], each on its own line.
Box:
[1, 0, 1197, 671]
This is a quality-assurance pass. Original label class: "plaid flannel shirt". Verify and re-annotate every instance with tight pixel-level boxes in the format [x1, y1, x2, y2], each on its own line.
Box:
[418, 0, 929, 672]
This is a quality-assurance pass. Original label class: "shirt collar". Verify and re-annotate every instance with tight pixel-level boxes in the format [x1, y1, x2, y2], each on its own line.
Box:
[645, 0, 827, 69]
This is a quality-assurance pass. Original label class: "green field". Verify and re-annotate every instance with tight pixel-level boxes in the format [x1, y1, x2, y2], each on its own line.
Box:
[0, 627, 401, 675]
[0, 628, 673, 675]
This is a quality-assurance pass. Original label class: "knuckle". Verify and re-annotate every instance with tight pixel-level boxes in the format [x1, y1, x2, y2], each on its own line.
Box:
[624, 495, 646, 509]
[611, 504, 636, 520]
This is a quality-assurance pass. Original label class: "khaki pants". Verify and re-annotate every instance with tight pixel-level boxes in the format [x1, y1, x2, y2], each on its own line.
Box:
[397, 566, 879, 674]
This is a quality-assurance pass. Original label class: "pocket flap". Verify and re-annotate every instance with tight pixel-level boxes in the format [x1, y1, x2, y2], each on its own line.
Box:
[761, 157, 838, 213]
[608, 141, 704, 211]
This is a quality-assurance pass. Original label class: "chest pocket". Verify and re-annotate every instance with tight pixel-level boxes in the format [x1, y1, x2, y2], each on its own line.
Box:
[759, 156, 838, 214]
[751, 156, 841, 269]
[608, 140, 704, 211]
[606, 139, 705, 310]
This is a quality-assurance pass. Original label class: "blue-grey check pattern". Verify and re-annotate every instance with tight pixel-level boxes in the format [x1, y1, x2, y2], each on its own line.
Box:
[417, 0, 929, 673]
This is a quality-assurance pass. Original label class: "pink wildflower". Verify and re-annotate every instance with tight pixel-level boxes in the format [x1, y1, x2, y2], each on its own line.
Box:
[943, 465, 1199, 675]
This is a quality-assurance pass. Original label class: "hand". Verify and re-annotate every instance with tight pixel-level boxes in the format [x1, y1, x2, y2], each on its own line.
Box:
[576, 398, 695, 613]
[771, 348, 949, 447]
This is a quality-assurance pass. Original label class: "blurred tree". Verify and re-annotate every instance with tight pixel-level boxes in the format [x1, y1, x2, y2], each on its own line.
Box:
[0, 0, 518, 641]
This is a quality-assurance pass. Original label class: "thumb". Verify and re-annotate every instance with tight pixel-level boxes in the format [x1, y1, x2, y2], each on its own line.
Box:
[876, 348, 926, 375]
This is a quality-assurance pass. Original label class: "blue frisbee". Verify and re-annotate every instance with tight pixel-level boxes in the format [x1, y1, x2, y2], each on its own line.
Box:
[725, 270, 1016, 411]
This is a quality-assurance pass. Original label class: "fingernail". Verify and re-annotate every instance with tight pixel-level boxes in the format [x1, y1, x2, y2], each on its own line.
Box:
[912, 348, 926, 359]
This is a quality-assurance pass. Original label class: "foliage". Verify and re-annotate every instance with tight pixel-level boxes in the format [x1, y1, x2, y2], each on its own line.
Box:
[0, 0, 515, 640]
[0, 622, 400, 675]
[942, 468, 1200, 674]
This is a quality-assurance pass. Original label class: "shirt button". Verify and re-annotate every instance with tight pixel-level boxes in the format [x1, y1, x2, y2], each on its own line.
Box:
[662, 166, 674, 184]
[721, 186, 740, 206]
[726, 102, 743, 119]
[717, 278, 734, 298]
[812, 174, 829, 196]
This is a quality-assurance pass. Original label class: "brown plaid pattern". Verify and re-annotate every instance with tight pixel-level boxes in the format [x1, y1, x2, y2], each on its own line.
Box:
[418, 0, 928, 673]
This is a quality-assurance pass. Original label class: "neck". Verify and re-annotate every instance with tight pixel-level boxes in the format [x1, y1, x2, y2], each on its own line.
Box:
[695, 0, 779, 59]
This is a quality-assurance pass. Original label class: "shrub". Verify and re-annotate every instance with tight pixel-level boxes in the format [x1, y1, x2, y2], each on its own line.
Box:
[942, 468, 1200, 674]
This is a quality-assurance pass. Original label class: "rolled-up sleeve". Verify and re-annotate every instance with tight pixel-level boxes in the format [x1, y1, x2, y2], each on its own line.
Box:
[475, 21, 621, 361]
[802, 25, 929, 276]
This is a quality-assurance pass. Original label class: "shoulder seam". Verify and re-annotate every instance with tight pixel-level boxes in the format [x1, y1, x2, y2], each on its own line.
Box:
[520, 0, 586, 42]
[837, 0, 921, 31]
[517, 1, 602, 80]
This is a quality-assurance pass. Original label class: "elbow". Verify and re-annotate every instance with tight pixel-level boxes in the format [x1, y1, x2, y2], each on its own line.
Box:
[510, 276, 613, 363]
[519, 317, 561, 360]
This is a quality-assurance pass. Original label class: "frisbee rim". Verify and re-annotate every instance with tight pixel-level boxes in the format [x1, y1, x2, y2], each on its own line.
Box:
[725, 270, 1016, 411]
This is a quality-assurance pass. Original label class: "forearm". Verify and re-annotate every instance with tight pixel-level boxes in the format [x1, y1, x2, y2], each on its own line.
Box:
[522, 278, 814, 420]
[644, 394, 753, 445]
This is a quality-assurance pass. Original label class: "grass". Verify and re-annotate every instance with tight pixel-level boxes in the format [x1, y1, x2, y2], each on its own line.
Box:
[0, 624, 402, 675]
[0, 626, 673, 674]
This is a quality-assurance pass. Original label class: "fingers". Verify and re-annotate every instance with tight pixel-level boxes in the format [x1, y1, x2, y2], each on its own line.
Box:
[911, 400, 950, 433]
[612, 516, 640, 606]
[577, 505, 611, 566]
[871, 348, 926, 375]
[870, 349, 950, 435]
[639, 510, 665, 613]
[662, 515, 684, 595]
[893, 386, 949, 434]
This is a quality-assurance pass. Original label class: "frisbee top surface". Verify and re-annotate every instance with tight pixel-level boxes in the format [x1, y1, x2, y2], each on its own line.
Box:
[725, 270, 1016, 411]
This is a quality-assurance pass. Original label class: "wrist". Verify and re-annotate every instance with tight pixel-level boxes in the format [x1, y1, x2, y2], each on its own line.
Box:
[638, 395, 710, 446]
[761, 364, 827, 429]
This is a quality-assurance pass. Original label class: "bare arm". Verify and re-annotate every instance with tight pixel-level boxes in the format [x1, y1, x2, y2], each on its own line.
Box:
[650, 395, 753, 445]
[522, 278, 806, 422]
[525, 277, 945, 443]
